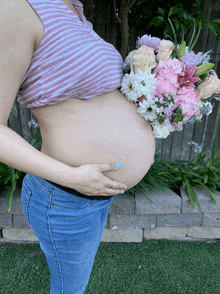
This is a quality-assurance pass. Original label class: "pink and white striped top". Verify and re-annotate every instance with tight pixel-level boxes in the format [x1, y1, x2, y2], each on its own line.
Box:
[16, 0, 124, 109]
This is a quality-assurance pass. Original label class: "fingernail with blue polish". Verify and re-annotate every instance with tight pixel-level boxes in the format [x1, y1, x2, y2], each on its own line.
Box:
[115, 163, 121, 168]
[124, 186, 127, 190]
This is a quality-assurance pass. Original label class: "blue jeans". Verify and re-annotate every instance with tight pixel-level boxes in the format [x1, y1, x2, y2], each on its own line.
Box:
[21, 173, 114, 294]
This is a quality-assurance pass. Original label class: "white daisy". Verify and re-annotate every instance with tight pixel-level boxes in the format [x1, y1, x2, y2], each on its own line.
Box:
[120, 72, 139, 102]
[134, 68, 156, 99]
[137, 99, 157, 121]
[120, 69, 156, 103]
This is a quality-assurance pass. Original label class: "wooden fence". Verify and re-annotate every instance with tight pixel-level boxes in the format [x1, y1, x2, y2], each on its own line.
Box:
[7, 0, 220, 163]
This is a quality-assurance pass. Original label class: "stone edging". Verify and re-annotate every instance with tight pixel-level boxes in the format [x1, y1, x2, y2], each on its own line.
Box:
[0, 186, 220, 243]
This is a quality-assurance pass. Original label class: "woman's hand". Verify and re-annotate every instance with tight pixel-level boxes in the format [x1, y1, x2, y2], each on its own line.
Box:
[68, 163, 127, 196]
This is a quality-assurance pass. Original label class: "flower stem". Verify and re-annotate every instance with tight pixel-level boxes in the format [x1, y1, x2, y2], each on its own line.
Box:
[190, 21, 202, 51]
[168, 18, 177, 57]
[188, 18, 196, 51]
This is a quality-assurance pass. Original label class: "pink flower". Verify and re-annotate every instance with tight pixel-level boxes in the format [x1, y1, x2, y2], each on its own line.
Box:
[153, 59, 185, 96]
[175, 87, 201, 117]
[187, 141, 202, 153]
[179, 66, 200, 88]
[28, 120, 39, 128]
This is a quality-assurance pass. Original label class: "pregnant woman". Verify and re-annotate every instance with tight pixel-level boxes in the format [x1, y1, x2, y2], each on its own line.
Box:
[0, 0, 155, 293]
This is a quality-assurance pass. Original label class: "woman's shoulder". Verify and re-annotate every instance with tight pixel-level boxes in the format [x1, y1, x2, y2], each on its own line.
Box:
[0, 0, 41, 50]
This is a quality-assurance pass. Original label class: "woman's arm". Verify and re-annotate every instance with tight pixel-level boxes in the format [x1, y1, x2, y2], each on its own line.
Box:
[0, 0, 74, 187]
[0, 124, 75, 186]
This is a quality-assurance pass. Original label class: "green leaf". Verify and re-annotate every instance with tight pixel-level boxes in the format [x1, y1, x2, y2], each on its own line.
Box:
[192, 0, 202, 13]
[197, 13, 208, 26]
[157, 172, 170, 176]
[193, 180, 218, 203]
[214, 145, 220, 159]
[210, 138, 215, 164]
[209, 165, 220, 174]
[185, 179, 195, 207]
[212, 19, 220, 24]
[172, 18, 180, 31]
[206, 158, 212, 168]
[168, 6, 180, 18]
[157, 7, 167, 17]
[29, 131, 41, 148]
[180, 25, 185, 43]
[182, 181, 186, 189]
[179, 11, 193, 22]
[199, 73, 208, 81]
[166, 34, 175, 43]
[204, 174, 208, 184]
[191, 20, 202, 51]
[192, 165, 207, 171]
[213, 158, 220, 168]
[177, 41, 186, 58]
[196, 61, 203, 67]
[188, 18, 196, 51]
[4, 176, 10, 185]
[185, 179, 202, 215]
[7, 184, 16, 212]
[206, 22, 219, 36]
[191, 146, 207, 165]
[182, 170, 204, 180]
[148, 16, 165, 27]
[168, 18, 177, 52]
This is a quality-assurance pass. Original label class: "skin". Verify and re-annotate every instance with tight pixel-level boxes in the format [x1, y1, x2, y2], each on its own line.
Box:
[29, 0, 156, 191]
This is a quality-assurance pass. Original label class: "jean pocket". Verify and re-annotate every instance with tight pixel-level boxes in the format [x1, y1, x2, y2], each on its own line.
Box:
[21, 180, 32, 224]
[50, 192, 91, 210]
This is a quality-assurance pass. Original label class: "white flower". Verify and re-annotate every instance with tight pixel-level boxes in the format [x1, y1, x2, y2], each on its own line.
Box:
[201, 49, 213, 64]
[201, 101, 213, 115]
[133, 68, 156, 99]
[137, 99, 157, 121]
[151, 121, 173, 139]
[198, 100, 204, 109]
[123, 50, 137, 71]
[121, 68, 156, 103]
[196, 113, 203, 120]
[121, 72, 139, 102]
[156, 106, 164, 113]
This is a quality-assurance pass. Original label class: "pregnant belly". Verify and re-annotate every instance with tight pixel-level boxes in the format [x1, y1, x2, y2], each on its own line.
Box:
[36, 90, 156, 190]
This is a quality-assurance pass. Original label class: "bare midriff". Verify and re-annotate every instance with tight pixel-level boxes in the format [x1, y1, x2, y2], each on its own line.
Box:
[32, 89, 155, 190]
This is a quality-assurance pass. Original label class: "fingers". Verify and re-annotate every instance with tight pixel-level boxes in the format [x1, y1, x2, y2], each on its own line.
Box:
[106, 180, 127, 190]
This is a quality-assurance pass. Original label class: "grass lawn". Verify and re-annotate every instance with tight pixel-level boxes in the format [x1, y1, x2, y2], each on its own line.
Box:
[1, 239, 220, 293]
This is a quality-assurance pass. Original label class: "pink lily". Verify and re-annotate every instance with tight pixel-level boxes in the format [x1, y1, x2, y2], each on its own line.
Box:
[179, 66, 200, 88]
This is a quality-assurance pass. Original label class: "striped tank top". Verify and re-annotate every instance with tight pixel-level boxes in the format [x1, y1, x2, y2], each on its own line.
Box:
[16, 0, 124, 109]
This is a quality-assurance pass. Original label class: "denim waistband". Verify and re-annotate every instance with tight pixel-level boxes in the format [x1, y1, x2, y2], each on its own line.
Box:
[45, 179, 114, 201]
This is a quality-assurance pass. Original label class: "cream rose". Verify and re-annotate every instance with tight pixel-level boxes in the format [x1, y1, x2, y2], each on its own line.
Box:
[156, 40, 174, 62]
[126, 50, 137, 61]
[130, 45, 156, 74]
[197, 72, 220, 99]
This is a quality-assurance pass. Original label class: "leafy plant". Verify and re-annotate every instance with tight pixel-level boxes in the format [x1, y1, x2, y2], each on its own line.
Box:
[0, 128, 41, 212]
[127, 138, 220, 215]
[147, 2, 220, 45]
[0, 164, 19, 212]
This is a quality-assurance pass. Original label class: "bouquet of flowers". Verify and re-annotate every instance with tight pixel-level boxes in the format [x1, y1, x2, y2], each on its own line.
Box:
[120, 34, 220, 139]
